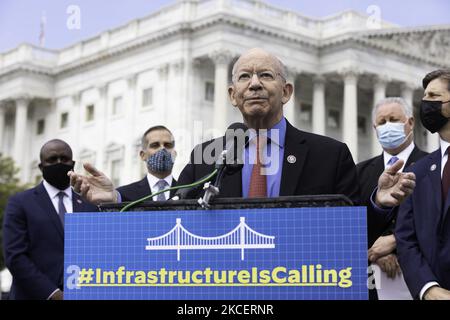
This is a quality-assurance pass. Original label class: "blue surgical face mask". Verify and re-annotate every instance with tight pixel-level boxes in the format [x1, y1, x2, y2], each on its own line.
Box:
[376, 121, 411, 150]
[146, 148, 175, 173]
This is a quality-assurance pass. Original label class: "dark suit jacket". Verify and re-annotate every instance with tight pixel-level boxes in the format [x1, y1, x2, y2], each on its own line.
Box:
[117, 176, 177, 202]
[396, 149, 450, 298]
[177, 120, 359, 204]
[3, 182, 98, 300]
[356, 146, 428, 248]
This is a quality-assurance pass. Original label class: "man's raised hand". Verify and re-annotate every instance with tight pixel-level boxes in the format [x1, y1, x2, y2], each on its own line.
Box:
[68, 163, 118, 205]
[375, 159, 416, 208]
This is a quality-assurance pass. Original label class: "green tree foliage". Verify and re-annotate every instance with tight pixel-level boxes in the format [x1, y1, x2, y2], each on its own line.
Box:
[0, 153, 30, 270]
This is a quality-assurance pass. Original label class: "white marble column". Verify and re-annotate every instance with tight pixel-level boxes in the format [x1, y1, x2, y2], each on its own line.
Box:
[95, 84, 108, 172]
[170, 59, 185, 131]
[71, 92, 82, 163]
[42, 99, 58, 144]
[210, 50, 232, 133]
[312, 75, 326, 135]
[342, 70, 359, 161]
[0, 101, 6, 154]
[158, 64, 170, 124]
[123, 74, 137, 183]
[13, 97, 30, 181]
[284, 71, 297, 126]
[371, 76, 388, 156]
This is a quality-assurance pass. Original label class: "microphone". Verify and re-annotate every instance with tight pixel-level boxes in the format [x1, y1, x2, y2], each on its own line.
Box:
[198, 123, 248, 208]
[222, 122, 249, 174]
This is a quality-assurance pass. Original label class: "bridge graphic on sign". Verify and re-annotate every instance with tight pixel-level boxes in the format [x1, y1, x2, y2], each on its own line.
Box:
[145, 217, 275, 261]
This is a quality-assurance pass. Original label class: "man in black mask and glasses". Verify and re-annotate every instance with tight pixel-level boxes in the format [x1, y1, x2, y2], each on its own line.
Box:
[395, 69, 450, 300]
[3, 139, 98, 300]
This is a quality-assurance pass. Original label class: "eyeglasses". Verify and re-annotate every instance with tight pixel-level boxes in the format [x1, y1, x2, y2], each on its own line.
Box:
[234, 70, 285, 83]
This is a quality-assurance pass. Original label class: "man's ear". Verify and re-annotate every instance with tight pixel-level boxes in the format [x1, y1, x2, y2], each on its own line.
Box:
[409, 117, 415, 129]
[171, 150, 177, 162]
[281, 83, 294, 104]
[38, 163, 43, 173]
[228, 85, 238, 107]
[139, 150, 146, 161]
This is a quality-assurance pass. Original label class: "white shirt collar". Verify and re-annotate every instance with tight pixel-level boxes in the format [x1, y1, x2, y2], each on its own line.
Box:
[146, 172, 173, 191]
[440, 138, 450, 159]
[43, 180, 72, 200]
[382, 142, 415, 170]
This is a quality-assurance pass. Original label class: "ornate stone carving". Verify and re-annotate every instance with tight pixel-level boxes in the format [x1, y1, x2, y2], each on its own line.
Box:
[209, 50, 233, 66]
[96, 83, 108, 98]
[285, 67, 301, 82]
[363, 29, 450, 68]
[126, 74, 137, 89]
[372, 74, 391, 87]
[172, 59, 185, 75]
[158, 64, 170, 80]
[312, 74, 326, 85]
[339, 67, 361, 83]
[14, 96, 32, 108]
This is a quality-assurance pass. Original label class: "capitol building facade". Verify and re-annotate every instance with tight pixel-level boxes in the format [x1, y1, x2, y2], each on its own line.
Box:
[0, 0, 449, 185]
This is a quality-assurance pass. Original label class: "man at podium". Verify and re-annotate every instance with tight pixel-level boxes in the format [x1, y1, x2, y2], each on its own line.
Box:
[69, 48, 415, 210]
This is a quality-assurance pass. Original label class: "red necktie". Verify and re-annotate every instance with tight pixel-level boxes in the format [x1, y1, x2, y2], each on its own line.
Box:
[248, 136, 267, 198]
[442, 146, 450, 203]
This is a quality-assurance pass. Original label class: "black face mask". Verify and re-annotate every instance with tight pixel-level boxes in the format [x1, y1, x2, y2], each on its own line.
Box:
[41, 162, 75, 190]
[420, 100, 450, 133]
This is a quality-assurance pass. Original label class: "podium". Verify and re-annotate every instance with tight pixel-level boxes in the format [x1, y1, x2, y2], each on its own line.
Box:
[64, 195, 367, 300]
[100, 194, 353, 212]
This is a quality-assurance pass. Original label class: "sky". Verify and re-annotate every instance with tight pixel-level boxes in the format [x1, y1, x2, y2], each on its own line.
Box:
[0, 0, 449, 53]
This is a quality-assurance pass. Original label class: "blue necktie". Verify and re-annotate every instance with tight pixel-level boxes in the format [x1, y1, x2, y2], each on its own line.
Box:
[387, 156, 399, 167]
[57, 192, 67, 228]
[156, 180, 168, 201]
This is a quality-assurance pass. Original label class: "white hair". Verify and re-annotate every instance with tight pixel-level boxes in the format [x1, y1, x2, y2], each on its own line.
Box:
[372, 97, 413, 124]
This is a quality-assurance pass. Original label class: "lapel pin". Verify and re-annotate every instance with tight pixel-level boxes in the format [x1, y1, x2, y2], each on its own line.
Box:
[77, 199, 82, 204]
[287, 155, 296, 164]
[430, 164, 437, 171]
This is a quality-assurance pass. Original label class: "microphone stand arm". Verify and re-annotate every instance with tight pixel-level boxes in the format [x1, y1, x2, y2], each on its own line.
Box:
[198, 151, 227, 209]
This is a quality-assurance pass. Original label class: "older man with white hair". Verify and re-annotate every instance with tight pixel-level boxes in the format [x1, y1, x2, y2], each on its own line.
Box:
[357, 97, 428, 300]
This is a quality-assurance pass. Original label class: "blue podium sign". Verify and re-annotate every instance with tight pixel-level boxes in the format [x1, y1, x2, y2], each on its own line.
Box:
[64, 206, 367, 300]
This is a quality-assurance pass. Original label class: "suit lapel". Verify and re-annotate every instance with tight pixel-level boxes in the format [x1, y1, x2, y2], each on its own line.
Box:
[72, 192, 96, 212]
[405, 146, 425, 168]
[280, 122, 308, 196]
[138, 177, 153, 199]
[366, 155, 384, 198]
[34, 182, 64, 239]
[220, 170, 243, 197]
[442, 156, 450, 221]
[170, 179, 177, 197]
[126, 177, 153, 201]
[426, 151, 443, 217]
